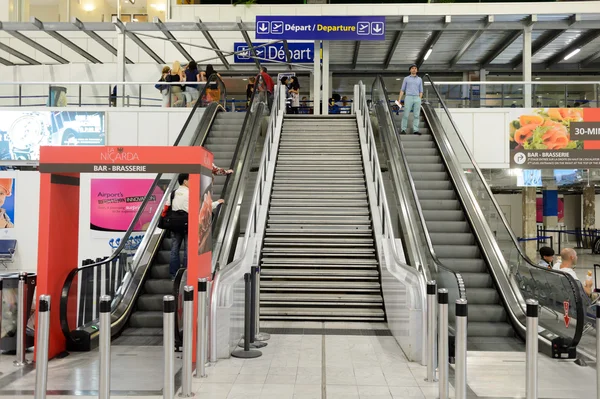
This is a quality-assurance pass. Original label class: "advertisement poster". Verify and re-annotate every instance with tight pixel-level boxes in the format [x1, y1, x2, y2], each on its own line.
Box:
[0, 111, 105, 161]
[90, 179, 164, 233]
[0, 178, 15, 230]
[509, 108, 600, 168]
[536, 198, 564, 223]
[198, 171, 214, 255]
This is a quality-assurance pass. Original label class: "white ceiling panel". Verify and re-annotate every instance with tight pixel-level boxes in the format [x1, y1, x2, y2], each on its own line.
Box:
[424, 31, 473, 65]
[389, 31, 432, 65]
[356, 31, 396, 65]
[490, 31, 544, 64]
[532, 29, 583, 63]
[559, 35, 600, 63]
[330, 41, 356, 65]
[457, 31, 505, 64]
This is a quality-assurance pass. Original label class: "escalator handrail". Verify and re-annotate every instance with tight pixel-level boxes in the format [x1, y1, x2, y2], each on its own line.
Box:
[423, 74, 584, 346]
[211, 74, 266, 271]
[373, 76, 466, 299]
[60, 98, 225, 342]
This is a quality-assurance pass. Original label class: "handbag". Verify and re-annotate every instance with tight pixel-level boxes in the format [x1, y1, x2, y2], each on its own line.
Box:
[158, 191, 188, 232]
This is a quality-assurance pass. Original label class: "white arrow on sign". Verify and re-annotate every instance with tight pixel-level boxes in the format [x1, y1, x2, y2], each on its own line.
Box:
[373, 24, 382, 33]
[258, 23, 268, 32]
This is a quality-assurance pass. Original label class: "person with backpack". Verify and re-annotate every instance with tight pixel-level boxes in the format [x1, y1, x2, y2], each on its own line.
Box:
[155, 66, 171, 107]
[167, 173, 190, 278]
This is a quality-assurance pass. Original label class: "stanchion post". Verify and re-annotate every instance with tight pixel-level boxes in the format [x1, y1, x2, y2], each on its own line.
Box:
[231, 273, 262, 359]
[99, 295, 112, 399]
[180, 286, 194, 397]
[254, 267, 270, 342]
[196, 278, 207, 379]
[34, 295, 51, 399]
[163, 295, 176, 399]
[248, 266, 266, 349]
[526, 299, 539, 399]
[14, 272, 29, 367]
[438, 289, 449, 399]
[426, 280, 437, 382]
[455, 299, 468, 399]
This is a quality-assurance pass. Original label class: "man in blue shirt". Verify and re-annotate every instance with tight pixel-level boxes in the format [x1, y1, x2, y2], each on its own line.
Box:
[398, 64, 424, 135]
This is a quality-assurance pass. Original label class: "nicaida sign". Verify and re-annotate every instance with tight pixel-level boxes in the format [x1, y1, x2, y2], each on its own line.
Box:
[234, 42, 314, 64]
[255, 16, 386, 41]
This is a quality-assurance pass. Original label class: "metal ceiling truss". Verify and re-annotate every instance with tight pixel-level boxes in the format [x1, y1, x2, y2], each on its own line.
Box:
[544, 29, 600, 68]
[197, 18, 230, 70]
[237, 17, 261, 71]
[283, 40, 292, 71]
[449, 16, 493, 67]
[480, 31, 522, 67]
[352, 42, 361, 70]
[0, 56, 15, 66]
[6, 30, 69, 64]
[73, 17, 133, 64]
[154, 17, 193, 62]
[0, 42, 41, 65]
[416, 26, 444, 68]
[581, 50, 600, 68]
[113, 18, 165, 65]
[383, 16, 408, 70]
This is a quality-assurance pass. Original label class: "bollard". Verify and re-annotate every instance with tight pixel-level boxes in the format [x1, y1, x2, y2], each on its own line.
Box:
[248, 266, 266, 349]
[99, 296, 112, 399]
[254, 267, 270, 342]
[526, 299, 539, 399]
[180, 286, 194, 397]
[34, 295, 51, 399]
[455, 299, 468, 399]
[163, 295, 176, 399]
[14, 272, 29, 367]
[438, 289, 449, 399]
[196, 278, 208, 379]
[231, 273, 262, 359]
[597, 305, 600, 399]
[426, 281, 437, 382]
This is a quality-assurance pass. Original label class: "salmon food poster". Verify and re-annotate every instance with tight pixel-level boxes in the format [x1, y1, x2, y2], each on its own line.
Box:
[90, 178, 164, 233]
[509, 108, 600, 168]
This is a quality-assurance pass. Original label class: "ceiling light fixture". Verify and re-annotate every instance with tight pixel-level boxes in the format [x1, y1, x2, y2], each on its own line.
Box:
[151, 3, 166, 11]
[83, 3, 95, 11]
[564, 48, 581, 60]
[424, 48, 433, 61]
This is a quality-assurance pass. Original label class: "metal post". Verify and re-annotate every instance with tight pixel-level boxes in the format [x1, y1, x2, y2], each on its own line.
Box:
[231, 273, 262, 359]
[526, 299, 539, 399]
[254, 267, 270, 342]
[180, 286, 194, 397]
[249, 266, 266, 349]
[426, 280, 437, 382]
[163, 295, 176, 399]
[196, 279, 207, 379]
[455, 299, 468, 399]
[79, 85, 82, 107]
[34, 296, 51, 399]
[597, 305, 600, 399]
[99, 295, 111, 399]
[438, 289, 449, 399]
[14, 272, 29, 366]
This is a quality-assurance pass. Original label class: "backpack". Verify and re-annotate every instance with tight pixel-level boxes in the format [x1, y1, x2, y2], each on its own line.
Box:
[155, 76, 168, 92]
[158, 191, 188, 232]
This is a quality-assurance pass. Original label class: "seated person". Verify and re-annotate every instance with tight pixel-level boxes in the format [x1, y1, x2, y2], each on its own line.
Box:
[553, 248, 593, 296]
[538, 246, 555, 269]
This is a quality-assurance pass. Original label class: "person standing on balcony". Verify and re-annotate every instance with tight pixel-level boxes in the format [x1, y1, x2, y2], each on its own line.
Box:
[398, 64, 423, 135]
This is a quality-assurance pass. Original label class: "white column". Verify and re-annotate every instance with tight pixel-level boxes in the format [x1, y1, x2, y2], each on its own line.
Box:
[116, 26, 126, 107]
[313, 40, 321, 116]
[322, 40, 330, 115]
[479, 68, 486, 108]
[523, 25, 533, 108]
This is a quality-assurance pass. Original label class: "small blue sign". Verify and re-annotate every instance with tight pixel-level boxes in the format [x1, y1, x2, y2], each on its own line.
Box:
[234, 42, 314, 64]
[255, 16, 386, 41]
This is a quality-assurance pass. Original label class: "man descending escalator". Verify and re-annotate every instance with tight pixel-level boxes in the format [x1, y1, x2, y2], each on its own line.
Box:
[398, 64, 423, 135]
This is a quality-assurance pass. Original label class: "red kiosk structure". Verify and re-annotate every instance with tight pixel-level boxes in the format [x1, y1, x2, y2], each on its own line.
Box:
[36, 145, 213, 360]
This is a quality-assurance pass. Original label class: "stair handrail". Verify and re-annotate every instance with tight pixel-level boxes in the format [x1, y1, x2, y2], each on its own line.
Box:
[372, 76, 466, 300]
[356, 81, 429, 363]
[209, 83, 287, 361]
[423, 74, 585, 353]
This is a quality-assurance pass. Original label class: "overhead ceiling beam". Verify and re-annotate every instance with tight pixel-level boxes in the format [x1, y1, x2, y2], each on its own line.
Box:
[197, 18, 230, 70]
[545, 29, 600, 68]
[73, 17, 133, 64]
[0, 42, 41, 65]
[30, 17, 102, 64]
[510, 29, 565, 68]
[114, 18, 165, 65]
[237, 17, 261, 71]
[283, 40, 292, 70]
[416, 29, 443, 68]
[7, 31, 69, 64]
[383, 16, 408, 70]
[154, 17, 193, 62]
[480, 30, 521, 67]
[580, 50, 600, 67]
[352, 41, 361, 70]
[0, 56, 15, 66]
[449, 15, 493, 68]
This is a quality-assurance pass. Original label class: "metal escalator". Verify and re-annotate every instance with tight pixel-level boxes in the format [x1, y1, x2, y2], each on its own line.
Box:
[59, 74, 268, 350]
[117, 112, 246, 344]
[372, 75, 585, 357]
[259, 115, 385, 321]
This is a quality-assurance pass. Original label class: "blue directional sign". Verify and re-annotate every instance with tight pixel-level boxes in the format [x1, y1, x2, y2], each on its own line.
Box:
[255, 16, 386, 41]
[234, 42, 314, 64]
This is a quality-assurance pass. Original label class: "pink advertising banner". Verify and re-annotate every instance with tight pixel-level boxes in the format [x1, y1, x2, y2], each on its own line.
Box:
[90, 178, 165, 232]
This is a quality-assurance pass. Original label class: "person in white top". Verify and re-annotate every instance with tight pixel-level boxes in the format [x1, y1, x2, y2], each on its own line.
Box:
[553, 248, 593, 296]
